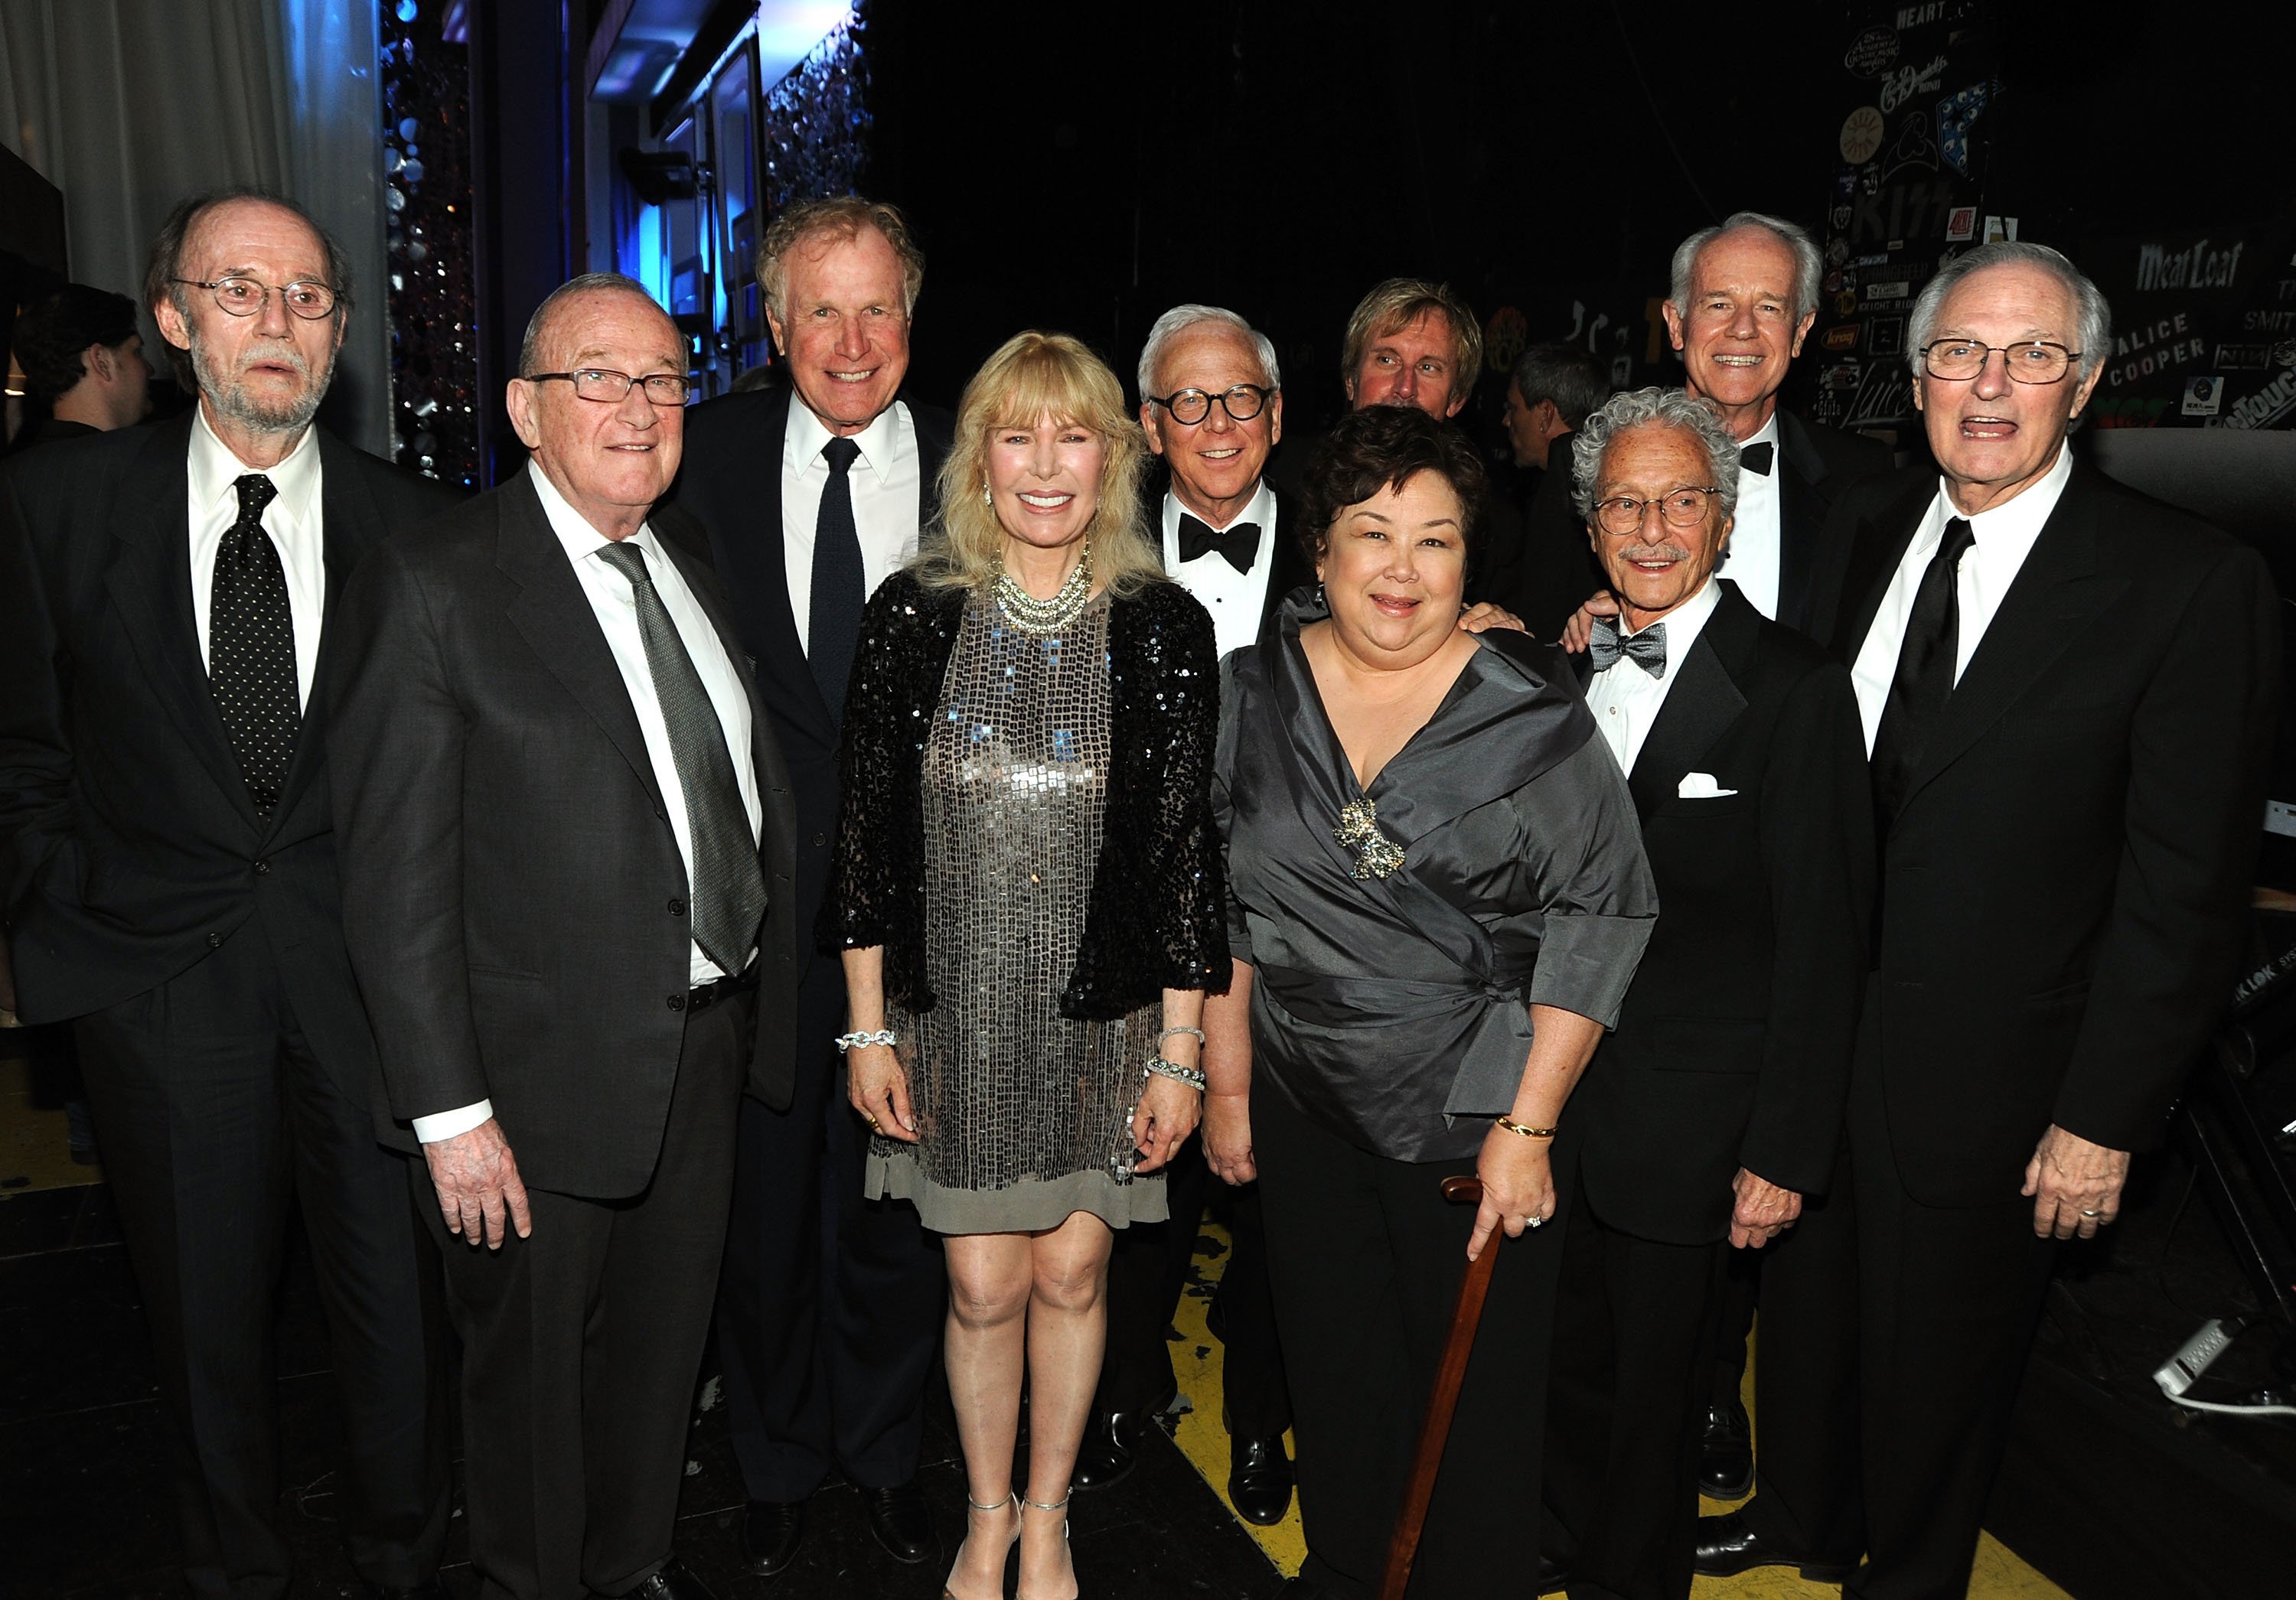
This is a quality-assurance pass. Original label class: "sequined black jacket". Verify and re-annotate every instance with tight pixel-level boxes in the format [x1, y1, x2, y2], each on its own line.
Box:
[821, 570, 1230, 1018]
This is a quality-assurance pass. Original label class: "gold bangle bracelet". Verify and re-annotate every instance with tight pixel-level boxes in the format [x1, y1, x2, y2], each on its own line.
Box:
[1494, 1114, 1558, 1139]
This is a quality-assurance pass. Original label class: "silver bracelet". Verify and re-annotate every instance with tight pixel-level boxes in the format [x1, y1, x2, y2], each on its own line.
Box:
[833, 1028, 898, 1053]
[1158, 1025, 1208, 1048]
[1144, 1055, 1208, 1092]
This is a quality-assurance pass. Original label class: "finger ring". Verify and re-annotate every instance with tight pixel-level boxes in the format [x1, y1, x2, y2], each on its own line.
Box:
[863, 1112, 880, 1130]
[2079, 1207, 2103, 1218]
[1526, 1214, 1545, 1230]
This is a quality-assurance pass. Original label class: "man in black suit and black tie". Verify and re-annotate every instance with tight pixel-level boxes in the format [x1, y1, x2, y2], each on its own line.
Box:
[0, 191, 454, 1600]
[664, 196, 951, 1576]
[1538, 387, 1872, 1600]
[329, 273, 800, 1600]
[1708, 240, 2278, 1598]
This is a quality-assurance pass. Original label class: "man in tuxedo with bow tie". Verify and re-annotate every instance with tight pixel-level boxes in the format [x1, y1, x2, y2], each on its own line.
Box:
[0, 191, 455, 1600]
[1540, 387, 1871, 1600]
[1719, 241, 2277, 1600]
[661, 196, 951, 1577]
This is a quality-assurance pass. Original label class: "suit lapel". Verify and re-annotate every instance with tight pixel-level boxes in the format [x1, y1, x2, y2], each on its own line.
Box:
[275, 431, 390, 822]
[745, 389, 839, 742]
[99, 417, 259, 826]
[1828, 471, 1936, 660]
[1773, 414, 1824, 631]
[1625, 585, 1753, 821]
[1257, 487, 1309, 645]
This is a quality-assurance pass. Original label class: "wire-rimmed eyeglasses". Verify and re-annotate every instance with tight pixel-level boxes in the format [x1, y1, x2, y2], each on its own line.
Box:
[172, 277, 339, 320]
[1592, 487, 1724, 536]
[1146, 383, 1275, 425]
[1918, 340, 2082, 385]
[523, 368, 693, 406]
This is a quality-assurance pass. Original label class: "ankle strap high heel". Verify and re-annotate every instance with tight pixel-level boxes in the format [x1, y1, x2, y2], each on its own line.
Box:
[1019, 1492, 1071, 1512]
[967, 1491, 1019, 1514]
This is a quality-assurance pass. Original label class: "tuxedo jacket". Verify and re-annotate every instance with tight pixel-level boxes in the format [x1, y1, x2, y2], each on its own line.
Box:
[325, 471, 800, 1197]
[664, 385, 954, 943]
[1499, 410, 1889, 640]
[1144, 468, 1315, 648]
[1574, 582, 1874, 1245]
[0, 415, 457, 1086]
[1822, 461, 2279, 1206]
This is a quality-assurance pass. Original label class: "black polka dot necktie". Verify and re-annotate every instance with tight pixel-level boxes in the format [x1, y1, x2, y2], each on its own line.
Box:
[209, 474, 298, 816]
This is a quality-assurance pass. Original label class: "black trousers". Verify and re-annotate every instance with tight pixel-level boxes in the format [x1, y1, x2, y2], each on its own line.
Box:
[74, 924, 448, 1600]
[1097, 1138, 1290, 1439]
[432, 989, 748, 1600]
[1257, 1086, 1568, 1600]
[714, 951, 944, 1500]
[1544, 1173, 1717, 1600]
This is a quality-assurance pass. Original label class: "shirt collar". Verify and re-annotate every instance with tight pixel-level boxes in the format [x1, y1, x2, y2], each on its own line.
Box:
[1743, 411, 1781, 462]
[1163, 477, 1275, 541]
[1945, 438, 2075, 549]
[527, 459, 665, 569]
[189, 404, 321, 526]
[784, 393, 902, 483]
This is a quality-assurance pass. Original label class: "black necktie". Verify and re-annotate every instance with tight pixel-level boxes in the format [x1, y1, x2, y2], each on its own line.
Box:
[809, 436, 866, 720]
[209, 474, 298, 816]
[1588, 615, 1667, 677]
[1739, 441, 1774, 475]
[1177, 513, 1261, 575]
[1869, 516, 1978, 826]
[595, 540, 768, 976]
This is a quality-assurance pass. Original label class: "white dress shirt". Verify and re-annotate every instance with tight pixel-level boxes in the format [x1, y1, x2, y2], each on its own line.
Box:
[412, 464, 765, 1145]
[1162, 480, 1279, 660]
[780, 399, 923, 656]
[188, 407, 327, 710]
[1585, 578, 1723, 775]
[1849, 443, 2073, 753]
[1717, 412, 1782, 620]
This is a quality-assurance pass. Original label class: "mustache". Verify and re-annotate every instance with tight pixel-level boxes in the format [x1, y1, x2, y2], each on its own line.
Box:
[231, 339, 314, 382]
[1623, 544, 1696, 563]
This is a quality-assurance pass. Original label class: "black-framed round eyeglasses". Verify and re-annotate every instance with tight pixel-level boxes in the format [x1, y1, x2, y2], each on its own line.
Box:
[524, 368, 693, 406]
[1918, 340, 2082, 384]
[1146, 383, 1275, 425]
[1593, 487, 1724, 535]
[172, 276, 339, 320]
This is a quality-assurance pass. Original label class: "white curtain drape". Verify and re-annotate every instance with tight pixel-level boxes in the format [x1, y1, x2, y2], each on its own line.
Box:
[1, 0, 390, 456]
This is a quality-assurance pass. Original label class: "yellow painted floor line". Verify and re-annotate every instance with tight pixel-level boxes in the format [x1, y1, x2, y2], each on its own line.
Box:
[1168, 1220, 2068, 1598]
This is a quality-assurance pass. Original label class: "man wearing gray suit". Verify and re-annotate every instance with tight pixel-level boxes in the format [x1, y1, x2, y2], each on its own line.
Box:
[329, 273, 799, 1600]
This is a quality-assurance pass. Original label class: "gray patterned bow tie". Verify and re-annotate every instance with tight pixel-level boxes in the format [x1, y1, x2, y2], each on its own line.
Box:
[1589, 616, 1666, 677]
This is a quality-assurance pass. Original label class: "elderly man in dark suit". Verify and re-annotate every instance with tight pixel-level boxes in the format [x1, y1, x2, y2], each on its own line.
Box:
[1539, 386, 1871, 1600]
[663, 195, 950, 1576]
[1710, 240, 2278, 1599]
[0, 191, 454, 1600]
[329, 273, 798, 1600]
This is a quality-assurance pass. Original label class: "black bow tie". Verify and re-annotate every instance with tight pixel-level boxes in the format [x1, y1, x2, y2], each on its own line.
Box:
[1589, 615, 1667, 677]
[1177, 513, 1261, 574]
[1739, 441, 1774, 476]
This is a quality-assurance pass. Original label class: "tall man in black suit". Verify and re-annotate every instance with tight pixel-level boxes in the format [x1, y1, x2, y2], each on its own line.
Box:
[664, 196, 951, 1576]
[0, 191, 453, 1600]
[329, 273, 799, 1600]
[1539, 388, 1872, 1600]
[1717, 241, 2277, 1599]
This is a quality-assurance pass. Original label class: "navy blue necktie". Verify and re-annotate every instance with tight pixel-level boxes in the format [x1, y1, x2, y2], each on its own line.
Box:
[809, 436, 866, 721]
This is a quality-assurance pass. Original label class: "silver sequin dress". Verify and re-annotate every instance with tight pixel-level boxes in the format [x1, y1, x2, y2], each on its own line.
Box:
[864, 592, 1168, 1234]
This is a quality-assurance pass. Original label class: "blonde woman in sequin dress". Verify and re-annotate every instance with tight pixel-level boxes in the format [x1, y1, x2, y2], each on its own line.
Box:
[823, 332, 1225, 1600]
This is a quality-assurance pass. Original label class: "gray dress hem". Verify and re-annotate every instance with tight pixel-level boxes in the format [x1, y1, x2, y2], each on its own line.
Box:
[864, 1153, 1169, 1236]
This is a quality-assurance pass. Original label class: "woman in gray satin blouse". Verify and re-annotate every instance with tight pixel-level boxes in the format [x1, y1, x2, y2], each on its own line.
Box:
[1200, 404, 1656, 1599]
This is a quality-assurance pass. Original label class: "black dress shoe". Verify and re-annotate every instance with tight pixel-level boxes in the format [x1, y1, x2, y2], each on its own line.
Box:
[1536, 1553, 1570, 1595]
[621, 1558, 719, 1600]
[1227, 1434, 1293, 1525]
[1694, 1510, 1851, 1582]
[1072, 1406, 1143, 1491]
[863, 1478, 938, 1565]
[1698, 1397, 1754, 1500]
[741, 1498, 806, 1578]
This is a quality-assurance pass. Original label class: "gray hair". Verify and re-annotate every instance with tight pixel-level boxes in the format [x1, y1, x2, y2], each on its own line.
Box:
[1669, 210, 1823, 324]
[1570, 386, 1744, 523]
[518, 272, 665, 374]
[1136, 303, 1281, 400]
[1907, 240, 2112, 382]
[1508, 342, 1612, 429]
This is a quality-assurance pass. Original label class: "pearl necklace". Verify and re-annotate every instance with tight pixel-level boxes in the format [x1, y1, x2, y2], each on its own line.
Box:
[994, 540, 1094, 636]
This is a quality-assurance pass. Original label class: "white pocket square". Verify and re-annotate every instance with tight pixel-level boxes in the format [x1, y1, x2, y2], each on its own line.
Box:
[1676, 772, 1738, 799]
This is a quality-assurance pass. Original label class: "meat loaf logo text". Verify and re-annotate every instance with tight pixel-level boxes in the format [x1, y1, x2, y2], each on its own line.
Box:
[2135, 237, 2246, 292]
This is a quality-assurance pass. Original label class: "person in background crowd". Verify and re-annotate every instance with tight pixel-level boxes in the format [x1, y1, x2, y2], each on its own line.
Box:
[1540, 386, 1870, 1600]
[8, 282, 154, 450]
[1482, 341, 1612, 628]
[0, 190, 454, 1600]
[667, 193, 952, 1580]
[1205, 404, 1655, 1600]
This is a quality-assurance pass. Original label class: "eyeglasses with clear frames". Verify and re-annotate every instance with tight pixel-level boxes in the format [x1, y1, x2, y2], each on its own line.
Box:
[1146, 383, 1275, 425]
[1593, 487, 1724, 535]
[523, 368, 693, 406]
[1918, 340, 2082, 384]
[173, 276, 339, 320]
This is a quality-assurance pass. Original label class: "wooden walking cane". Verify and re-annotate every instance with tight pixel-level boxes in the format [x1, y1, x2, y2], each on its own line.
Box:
[1378, 1175, 1501, 1600]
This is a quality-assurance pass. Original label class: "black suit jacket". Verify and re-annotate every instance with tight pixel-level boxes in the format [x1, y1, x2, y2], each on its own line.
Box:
[1500, 409, 1890, 640]
[325, 471, 801, 1197]
[0, 414, 457, 1093]
[1145, 469, 1313, 648]
[1823, 461, 2279, 1206]
[664, 385, 953, 947]
[1574, 582, 1874, 1244]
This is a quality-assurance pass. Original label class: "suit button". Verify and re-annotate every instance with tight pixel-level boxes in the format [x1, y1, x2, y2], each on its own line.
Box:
[667, 993, 687, 1012]
[207, 932, 223, 948]
[812, 833, 827, 848]
[253, 859, 270, 875]
[668, 898, 687, 917]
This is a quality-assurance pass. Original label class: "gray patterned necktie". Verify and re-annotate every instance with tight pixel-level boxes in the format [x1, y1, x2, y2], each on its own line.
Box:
[595, 539, 766, 974]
